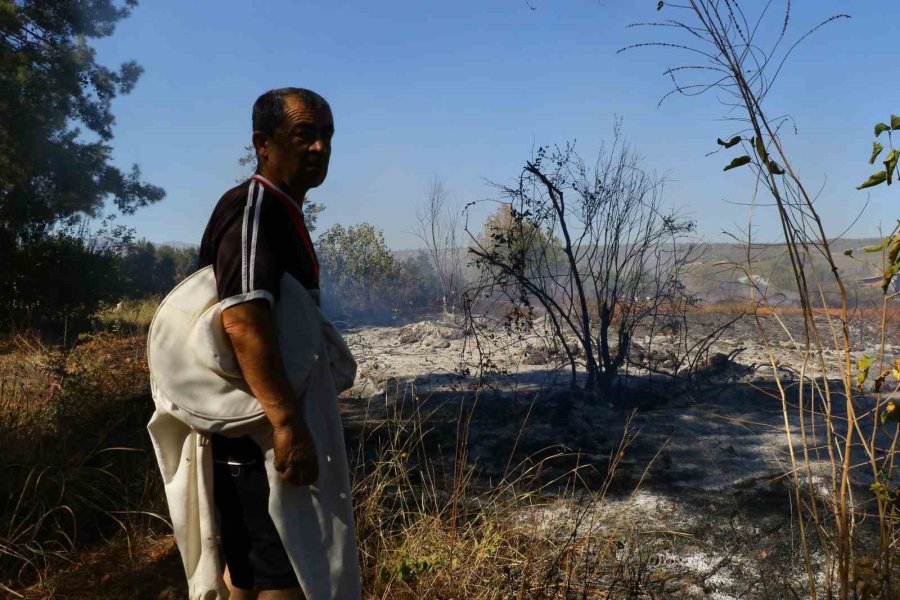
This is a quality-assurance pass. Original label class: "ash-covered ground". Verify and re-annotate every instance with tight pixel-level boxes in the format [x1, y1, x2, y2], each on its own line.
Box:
[338, 312, 898, 599]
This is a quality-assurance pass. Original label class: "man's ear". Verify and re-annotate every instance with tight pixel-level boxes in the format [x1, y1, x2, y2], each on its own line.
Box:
[251, 131, 269, 164]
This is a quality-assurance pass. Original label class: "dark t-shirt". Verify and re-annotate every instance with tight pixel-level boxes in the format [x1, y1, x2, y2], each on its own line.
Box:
[199, 175, 320, 308]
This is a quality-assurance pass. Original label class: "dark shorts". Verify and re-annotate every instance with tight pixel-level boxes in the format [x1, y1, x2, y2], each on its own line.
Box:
[211, 434, 300, 591]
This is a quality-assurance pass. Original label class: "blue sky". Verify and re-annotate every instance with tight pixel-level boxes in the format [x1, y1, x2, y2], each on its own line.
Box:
[93, 1, 899, 249]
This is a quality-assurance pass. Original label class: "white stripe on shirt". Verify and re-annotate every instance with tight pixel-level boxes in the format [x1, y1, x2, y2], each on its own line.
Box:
[240, 181, 256, 294]
[249, 182, 264, 291]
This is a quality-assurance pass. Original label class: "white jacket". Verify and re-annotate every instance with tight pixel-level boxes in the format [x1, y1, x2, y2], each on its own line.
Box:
[148, 320, 361, 600]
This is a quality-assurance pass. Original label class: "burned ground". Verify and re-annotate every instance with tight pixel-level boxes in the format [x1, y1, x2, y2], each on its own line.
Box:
[338, 311, 896, 599]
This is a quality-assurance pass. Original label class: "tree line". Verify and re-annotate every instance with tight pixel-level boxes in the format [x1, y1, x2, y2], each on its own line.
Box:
[0, 0, 703, 406]
[1, 1, 164, 334]
[0, 1, 442, 334]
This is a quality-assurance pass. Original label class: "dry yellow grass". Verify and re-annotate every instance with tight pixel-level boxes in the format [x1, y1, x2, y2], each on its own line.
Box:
[1, 326, 670, 599]
[94, 297, 162, 336]
[8, 307, 895, 598]
[0, 331, 159, 597]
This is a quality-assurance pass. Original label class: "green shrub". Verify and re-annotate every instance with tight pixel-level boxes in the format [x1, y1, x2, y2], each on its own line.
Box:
[0, 222, 130, 338]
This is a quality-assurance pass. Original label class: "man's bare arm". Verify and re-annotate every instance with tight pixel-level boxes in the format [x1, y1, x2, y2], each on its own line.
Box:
[221, 299, 318, 485]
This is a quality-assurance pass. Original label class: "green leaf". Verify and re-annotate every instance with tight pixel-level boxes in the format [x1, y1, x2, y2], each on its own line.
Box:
[0, 3, 165, 236]
[882, 400, 898, 425]
[857, 170, 887, 190]
[882, 263, 899, 293]
[857, 355, 874, 371]
[717, 136, 741, 148]
[869, 142, 884, 165]
[884, 149, 899, 185]
[889, 235, 900, 264]
[875, 123, 890, 137]
[723, 155, 752, 172]
[863, 236, 891, 252]
[857, 354, 874, 388]
[892, 115, 900, 130]
[871, 482, 891, 502]
[768, 160, 785, 175]
[754, 136, 768, 162]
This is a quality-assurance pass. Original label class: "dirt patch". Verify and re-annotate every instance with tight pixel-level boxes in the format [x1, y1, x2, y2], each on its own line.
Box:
[19, 535, 184, 600]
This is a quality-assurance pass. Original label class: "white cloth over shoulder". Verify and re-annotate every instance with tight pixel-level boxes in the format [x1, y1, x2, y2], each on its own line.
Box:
[146, 267, 360, 600]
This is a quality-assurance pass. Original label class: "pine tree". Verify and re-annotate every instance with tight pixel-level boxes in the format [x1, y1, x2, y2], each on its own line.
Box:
[0, 0, 164, 246]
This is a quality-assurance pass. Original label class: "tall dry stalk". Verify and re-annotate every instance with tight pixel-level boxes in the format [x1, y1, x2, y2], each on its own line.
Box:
[625, 2, 897, 598]
[414, 176, 466, 316]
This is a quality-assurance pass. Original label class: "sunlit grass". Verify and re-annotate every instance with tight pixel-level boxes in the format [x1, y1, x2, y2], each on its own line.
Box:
[94, 297, 162, 336]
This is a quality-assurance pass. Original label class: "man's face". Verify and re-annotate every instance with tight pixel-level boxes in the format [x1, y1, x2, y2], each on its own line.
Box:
[257, 95, 334, 193]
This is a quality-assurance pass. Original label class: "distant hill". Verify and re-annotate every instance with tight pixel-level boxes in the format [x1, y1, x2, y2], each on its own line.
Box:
[682, 237, 889, 305]
[156, 241, 197, 250]
[150, 238, 891, 305]
[393, 238, 890, 306]
[391, 248, 429, 261]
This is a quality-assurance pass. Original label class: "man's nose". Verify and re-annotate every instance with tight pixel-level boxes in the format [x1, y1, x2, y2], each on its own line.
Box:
[309, 137, 328, 153]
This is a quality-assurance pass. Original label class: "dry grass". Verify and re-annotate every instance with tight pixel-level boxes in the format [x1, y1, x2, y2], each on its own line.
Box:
[11, 306, 895, 598]
[4, 321, 893, 598]
[0, 331, 163, 597]
[693, 300, 900, 320]
[628, 2, 900, 595]
[18, 534, 183, 600]
[349, 384, 675, 600]
[94, 297, 162, 336]
[1, 323, 684, 599]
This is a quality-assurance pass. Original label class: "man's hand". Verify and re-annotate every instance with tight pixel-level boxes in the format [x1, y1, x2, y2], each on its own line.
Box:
[273, 419, 319, 486]
[222, 299, 319, 486]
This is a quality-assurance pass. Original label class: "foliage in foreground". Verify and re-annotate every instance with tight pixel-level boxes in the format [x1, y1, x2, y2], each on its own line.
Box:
[0, 332, 161, 595]
[626, 2, 899, 598]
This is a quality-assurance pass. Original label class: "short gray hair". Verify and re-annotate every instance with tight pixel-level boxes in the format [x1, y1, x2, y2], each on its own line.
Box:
[252, 88, 330, 136]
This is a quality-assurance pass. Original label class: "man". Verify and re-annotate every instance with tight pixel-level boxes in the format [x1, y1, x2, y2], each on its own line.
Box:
[196, 87, 349, 600]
